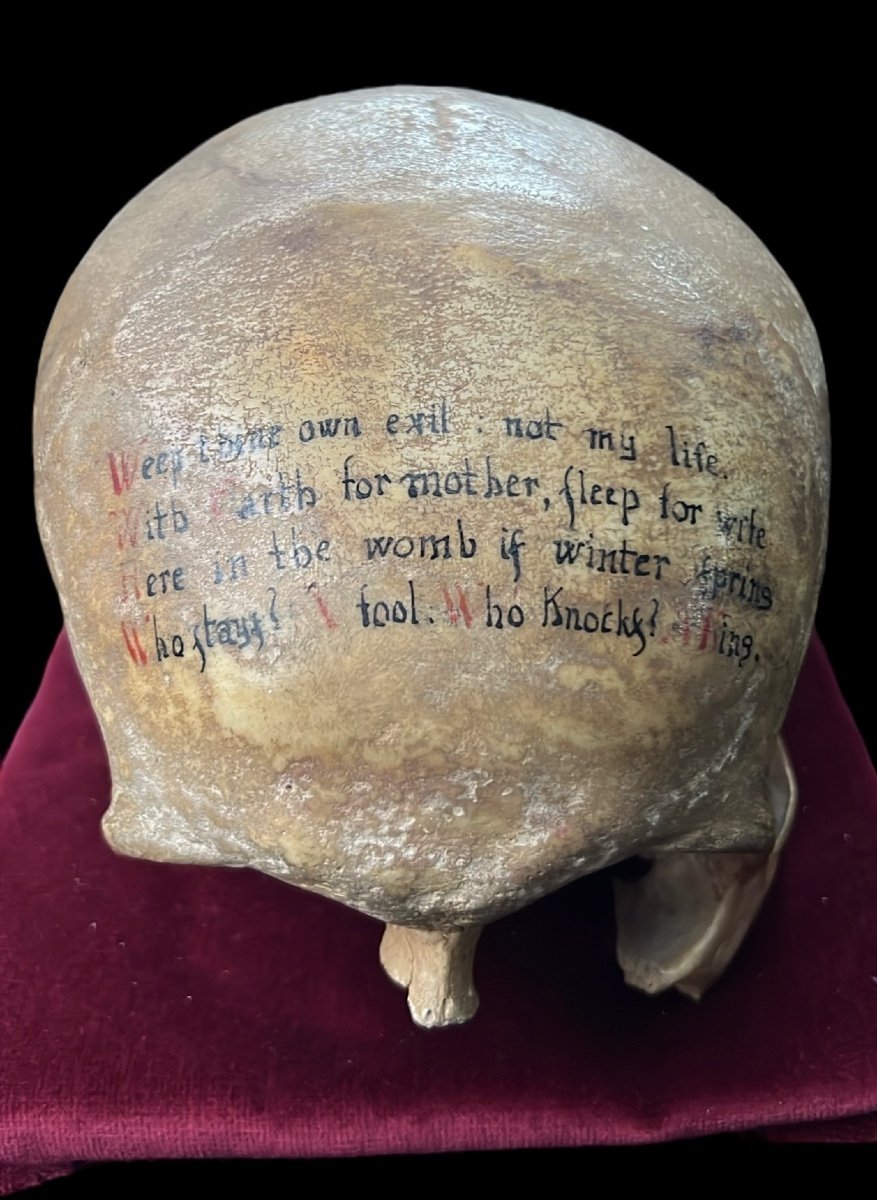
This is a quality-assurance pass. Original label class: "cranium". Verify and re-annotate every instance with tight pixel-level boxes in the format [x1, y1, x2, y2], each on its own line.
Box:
[34, 87, 828, 1027]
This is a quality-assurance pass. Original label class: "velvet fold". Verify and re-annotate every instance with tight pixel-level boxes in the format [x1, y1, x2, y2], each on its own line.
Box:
[2, 632, 874, 1192]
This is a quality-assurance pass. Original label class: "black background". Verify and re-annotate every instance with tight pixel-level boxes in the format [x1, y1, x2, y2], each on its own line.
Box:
[7, 41, 869, 1185]
[11, 62, 867, 750]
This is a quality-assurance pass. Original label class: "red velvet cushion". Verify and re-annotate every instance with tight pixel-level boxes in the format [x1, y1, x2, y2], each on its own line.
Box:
[2, 632, 875, 1191]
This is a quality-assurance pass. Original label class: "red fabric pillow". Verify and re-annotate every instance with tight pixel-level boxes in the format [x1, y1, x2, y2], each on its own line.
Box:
[2, 632, 875, 1192]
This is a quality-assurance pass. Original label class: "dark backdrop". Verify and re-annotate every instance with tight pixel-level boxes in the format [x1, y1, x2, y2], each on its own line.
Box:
[6, 50, 868, 1184]
[12, 66, 864, 753]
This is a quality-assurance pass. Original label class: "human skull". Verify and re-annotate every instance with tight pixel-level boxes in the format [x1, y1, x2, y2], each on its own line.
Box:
[34, 87, 828, 1026]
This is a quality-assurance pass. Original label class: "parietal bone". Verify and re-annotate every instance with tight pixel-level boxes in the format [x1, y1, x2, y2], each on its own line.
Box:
[34, 87, 829, 1026]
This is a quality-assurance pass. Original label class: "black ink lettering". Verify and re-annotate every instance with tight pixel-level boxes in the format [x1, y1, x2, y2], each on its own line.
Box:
[267, 587, 281, 630]
[502, 407, 563, 440]
[483, 457, 539, 499]
[559, 467, 639, 530]
[145, 501, 167, 541]
[363, 517, 477, 563]
[299, 415, 362, 442]
[191, 625, 206, 672]
[200, 604, 266, 655]
[141, 447, 184, 488]
[696, 553, 773, 611]
[145, 566, 186, 596]
[400, 460, 478, 499]
[153, 616, 168, 661]
[541, 587, 652, 656]
[343, 456, 392, 501]
[268, 529, 331, 571]
[666, 426, 720, 475]
[718, 615, 756, 667]
[204, 425, 282, 462]
[387, 399, 451, 437]
[586, 428, 613, 452]
[484, 585, 525, 629]
[229, 554, 247, 581]
[356, 582, 419, 627]
[237, 470, 317, 518]
[552, 534, 669, 580]
[659, 483, 703, 525]
[457, 517, 477, 559]
[580, 427, 638, 461]
[500, 527, 525, 583]
[145, 499, 188, 540]
[716, 506, 768, 549]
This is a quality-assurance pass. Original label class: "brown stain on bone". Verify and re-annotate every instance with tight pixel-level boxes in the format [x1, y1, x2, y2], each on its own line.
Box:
[36, 88, 828, 936]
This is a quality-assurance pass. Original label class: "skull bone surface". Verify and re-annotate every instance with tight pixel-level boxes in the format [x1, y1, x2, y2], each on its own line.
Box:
[34, 87, 828, 1027]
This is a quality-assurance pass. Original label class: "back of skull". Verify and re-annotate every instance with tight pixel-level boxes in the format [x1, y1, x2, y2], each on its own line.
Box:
[34, 87, 828, 934]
